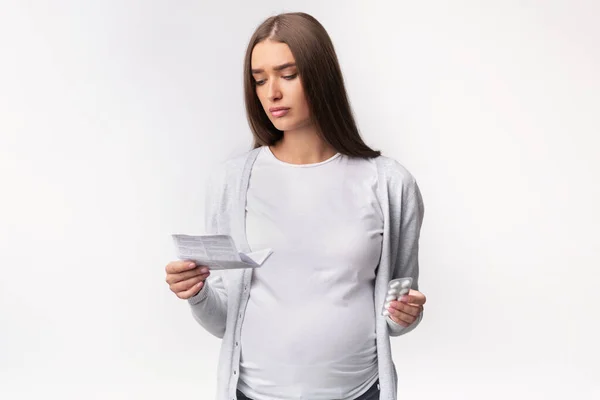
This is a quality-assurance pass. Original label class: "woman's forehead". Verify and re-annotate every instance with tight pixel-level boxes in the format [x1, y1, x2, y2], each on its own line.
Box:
[251, 40, 296, 70]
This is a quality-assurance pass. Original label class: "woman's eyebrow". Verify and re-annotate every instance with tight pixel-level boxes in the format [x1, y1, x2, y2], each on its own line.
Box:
[251, 62, 296, 74]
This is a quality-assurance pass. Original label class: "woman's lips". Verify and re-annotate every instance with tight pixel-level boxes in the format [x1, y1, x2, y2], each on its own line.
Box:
[270, 108, 290, 117]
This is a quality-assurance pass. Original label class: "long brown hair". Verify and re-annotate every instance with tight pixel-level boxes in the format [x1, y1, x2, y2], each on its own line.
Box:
[243, 12, 381, 158]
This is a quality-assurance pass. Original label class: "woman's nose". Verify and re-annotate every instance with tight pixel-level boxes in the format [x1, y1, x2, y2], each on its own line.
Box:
[267, 80, 282, 101]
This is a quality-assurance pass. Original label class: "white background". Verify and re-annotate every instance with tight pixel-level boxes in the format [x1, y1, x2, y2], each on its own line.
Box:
[1, 1, 599, 399]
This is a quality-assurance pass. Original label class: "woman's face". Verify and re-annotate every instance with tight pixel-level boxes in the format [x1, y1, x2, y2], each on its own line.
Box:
[251, 40, 312, 132]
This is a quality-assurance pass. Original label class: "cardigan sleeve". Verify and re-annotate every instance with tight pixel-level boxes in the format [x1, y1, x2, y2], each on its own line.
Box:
[187, 164, 229, 339]
[387, 175, 425, 337]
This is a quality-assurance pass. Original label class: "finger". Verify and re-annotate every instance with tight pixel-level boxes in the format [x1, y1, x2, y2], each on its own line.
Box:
[389, 301, 422, 317]
[166, 267, 209, 284]
[388, 307, 416, 326]
[165, 261, 197, 274]
[176, 280, 205, 300]
[390, 317, 409, 327]
[170, 273, 209, 293]
[399, 290, 426, 305]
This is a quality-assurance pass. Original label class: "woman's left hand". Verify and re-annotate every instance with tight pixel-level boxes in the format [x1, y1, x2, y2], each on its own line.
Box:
[388, 289, 426, 327]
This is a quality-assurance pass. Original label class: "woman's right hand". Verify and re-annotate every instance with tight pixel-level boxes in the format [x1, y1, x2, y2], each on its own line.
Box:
[165, 261, 211, 299]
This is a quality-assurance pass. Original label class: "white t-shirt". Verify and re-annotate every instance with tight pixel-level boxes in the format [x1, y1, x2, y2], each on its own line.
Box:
[237, 146, 384, 400]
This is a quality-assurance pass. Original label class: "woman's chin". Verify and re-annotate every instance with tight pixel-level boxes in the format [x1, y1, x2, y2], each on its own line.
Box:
[272, 121, 292, 131]
[271, 120, 310, 133]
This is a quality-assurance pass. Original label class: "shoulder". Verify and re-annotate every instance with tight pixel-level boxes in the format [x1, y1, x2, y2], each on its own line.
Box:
[373, 155, 419, 189]
[223, 147, 259, 170]
[373, 154, 424, 213]
[215, 148, 256, 172]
[205, 147, 261, 189]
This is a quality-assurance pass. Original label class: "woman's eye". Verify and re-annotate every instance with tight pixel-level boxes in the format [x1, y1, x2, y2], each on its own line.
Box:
[255, 73, 297, 86]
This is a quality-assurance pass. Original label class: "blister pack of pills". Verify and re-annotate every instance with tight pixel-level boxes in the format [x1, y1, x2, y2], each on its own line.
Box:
[381, 277, 413, 317]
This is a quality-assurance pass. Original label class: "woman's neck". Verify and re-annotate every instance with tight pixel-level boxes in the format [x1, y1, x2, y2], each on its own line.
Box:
[270, 125, 337, 165]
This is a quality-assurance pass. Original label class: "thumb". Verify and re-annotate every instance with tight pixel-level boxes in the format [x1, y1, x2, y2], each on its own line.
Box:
[399, 289, 426, 305]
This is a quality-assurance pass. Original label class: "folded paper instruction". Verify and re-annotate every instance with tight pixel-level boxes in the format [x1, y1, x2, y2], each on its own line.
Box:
[171, 234, 273, 270]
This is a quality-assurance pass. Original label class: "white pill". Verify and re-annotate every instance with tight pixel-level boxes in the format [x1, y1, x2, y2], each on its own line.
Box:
[389, 281, 401, 289]
[386, 294, 396, 302]
[387, 288, 398, 296]
[399, 288, 409, 295]
[382, 310, 390, 317]
[401, 280, 411, 289]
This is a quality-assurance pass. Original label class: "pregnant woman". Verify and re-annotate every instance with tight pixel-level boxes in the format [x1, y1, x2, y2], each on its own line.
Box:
[165, 11, 427, 400]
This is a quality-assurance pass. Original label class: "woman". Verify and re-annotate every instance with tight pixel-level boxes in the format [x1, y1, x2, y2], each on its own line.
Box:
[165, 12, 426, 400]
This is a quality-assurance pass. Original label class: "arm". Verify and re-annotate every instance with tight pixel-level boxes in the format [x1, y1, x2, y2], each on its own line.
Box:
[387, 175, 425, 337]
[188, 270, 228, 339]
[187, 166, 229, 339]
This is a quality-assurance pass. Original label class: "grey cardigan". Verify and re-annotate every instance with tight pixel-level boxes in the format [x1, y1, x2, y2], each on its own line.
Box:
[187, 146, 425, 400]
